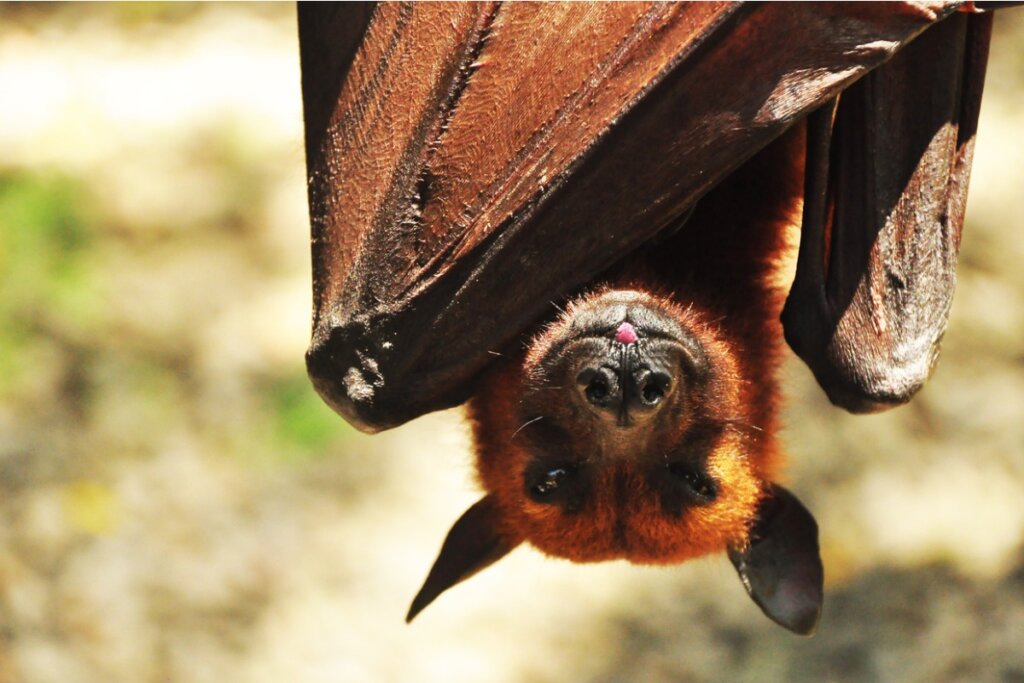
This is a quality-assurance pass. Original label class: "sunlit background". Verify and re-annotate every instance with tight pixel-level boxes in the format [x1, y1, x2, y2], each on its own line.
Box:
[1, 5, 1022, 683]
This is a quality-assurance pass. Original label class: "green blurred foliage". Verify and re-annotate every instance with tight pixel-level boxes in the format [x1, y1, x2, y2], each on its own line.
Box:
[268, 375, 357, 461]
[0, 172, 99, 395]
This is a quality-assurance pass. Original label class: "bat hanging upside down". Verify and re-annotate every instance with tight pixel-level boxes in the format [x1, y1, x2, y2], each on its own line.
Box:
[296, 1, 990, 639]
[407, 125, 824, 635]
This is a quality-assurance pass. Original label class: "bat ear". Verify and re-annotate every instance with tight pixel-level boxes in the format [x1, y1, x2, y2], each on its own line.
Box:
[728, 484, 823, 636]
[406, 495, 518, 623]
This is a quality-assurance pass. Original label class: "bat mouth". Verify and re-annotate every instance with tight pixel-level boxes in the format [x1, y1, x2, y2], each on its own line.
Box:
[537, 290, 707, 367]
[536, 290, 712, 378]
[567, 291, 690, 344]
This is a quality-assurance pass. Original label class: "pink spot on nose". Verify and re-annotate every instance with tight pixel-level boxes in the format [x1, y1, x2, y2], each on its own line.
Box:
[615, 322, 639, 344]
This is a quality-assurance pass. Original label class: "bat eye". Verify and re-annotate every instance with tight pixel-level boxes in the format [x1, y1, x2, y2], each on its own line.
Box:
[525, 462, 584, 507]
[531, 467, 570, 497]
[519, 417, 588, 508]
[667, 462, 717, 503]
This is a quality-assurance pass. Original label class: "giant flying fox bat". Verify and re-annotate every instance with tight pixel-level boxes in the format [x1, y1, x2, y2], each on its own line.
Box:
[298, 2, 999, 634]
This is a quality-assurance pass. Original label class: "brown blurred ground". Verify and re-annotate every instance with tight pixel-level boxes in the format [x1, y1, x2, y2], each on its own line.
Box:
[0, 5, 1022, 683]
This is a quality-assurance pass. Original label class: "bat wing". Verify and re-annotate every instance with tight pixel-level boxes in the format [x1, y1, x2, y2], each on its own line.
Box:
[782, 12, 993, 413]
[300, 2, 966, 432]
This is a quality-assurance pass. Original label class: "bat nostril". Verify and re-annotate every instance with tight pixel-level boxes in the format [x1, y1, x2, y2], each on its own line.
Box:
[577, 367, 618, 407]
[636, 371, 672, 408]
[642, 382, 664, 404]
[585, 378, 610, 404]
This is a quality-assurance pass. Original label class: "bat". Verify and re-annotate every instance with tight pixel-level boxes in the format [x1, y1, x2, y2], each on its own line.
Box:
[406, 126, 824, 634]
[297, 3, 1000, 634]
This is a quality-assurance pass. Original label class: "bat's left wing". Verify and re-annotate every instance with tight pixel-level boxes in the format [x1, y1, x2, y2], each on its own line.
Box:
[782, 12, 993, 412]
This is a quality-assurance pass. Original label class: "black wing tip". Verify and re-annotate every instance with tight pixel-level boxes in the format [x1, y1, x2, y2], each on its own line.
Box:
[767, 599, 822, 637]
[405, 587, 435, 624]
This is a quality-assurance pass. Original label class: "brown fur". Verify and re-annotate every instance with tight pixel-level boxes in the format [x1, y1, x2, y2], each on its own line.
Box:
[467, 124, 804, 565]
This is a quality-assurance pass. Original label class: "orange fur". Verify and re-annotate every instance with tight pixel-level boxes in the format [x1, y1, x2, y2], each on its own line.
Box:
[467, 124, 804, 565]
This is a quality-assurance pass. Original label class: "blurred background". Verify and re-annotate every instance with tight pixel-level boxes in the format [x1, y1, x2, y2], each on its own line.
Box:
[1, 4, 1022, 683]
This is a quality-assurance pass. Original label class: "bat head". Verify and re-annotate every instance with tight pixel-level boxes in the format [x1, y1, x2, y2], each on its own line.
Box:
[482, 289, 763, 563]
[408, 289, 822, 634]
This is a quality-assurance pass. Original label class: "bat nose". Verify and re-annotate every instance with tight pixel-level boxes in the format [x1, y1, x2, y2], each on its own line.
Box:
[576, 364, 672, 426]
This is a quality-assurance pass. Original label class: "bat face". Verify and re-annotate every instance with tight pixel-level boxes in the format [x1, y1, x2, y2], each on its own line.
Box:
[472, 288, 764, 564]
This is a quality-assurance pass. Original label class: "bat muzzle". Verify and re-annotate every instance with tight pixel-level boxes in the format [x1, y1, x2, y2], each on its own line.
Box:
[527, 289, 710, 435]
[574, 331, 677, 428]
